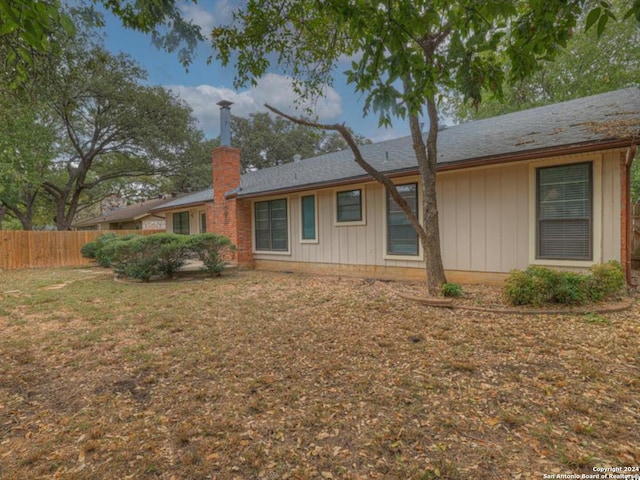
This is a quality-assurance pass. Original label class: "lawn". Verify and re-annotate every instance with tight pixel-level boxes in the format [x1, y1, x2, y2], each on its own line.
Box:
[0, 267, 639, 479]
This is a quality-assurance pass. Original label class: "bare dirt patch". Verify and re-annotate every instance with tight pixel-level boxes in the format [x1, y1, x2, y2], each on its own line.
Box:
[0, 267, 639, 479]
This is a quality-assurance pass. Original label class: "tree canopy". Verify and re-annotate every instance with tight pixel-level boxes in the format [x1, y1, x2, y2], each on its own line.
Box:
[211, 0, 606, 294]
[0, 33, 206, 230]
[448, 0, 640, 121]
[0, 0, 202, 88]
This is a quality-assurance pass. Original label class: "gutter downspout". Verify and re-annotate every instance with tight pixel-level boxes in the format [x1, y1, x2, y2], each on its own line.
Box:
[624, 142, 637, 286]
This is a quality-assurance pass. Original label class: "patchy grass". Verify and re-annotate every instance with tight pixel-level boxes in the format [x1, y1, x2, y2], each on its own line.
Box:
[0, 267, 639, 479]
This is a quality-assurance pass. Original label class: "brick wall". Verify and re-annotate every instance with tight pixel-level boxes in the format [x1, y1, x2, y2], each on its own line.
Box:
[212, 146, 253, 266]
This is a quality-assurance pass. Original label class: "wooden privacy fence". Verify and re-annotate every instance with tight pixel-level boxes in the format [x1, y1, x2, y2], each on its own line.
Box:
[0, 230, 162, 271]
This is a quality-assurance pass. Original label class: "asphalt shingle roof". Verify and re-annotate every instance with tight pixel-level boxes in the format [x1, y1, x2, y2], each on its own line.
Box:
[152, 188, 213, 211]
[237, 87, 640, 198]
[74, 197, 171, 227]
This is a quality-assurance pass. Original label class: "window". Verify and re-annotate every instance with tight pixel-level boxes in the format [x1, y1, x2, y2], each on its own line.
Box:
[336, 189, 362, 222]
[172, 211, 190, 235]
[301, 195, 316, 241]
[255, 199, 288, 251]
[200, 212, 207, 233]
[536, 162, 592, 260]
[387, 183, 419, 256]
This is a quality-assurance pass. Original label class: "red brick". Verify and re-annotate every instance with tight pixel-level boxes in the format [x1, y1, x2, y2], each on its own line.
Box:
[211, 146, 253, 265]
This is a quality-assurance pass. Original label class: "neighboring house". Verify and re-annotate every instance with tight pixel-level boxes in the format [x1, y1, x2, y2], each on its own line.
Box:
[150, 188, 213, 235]
[195, 89, 640, 284]
[74, 197, 171, 230]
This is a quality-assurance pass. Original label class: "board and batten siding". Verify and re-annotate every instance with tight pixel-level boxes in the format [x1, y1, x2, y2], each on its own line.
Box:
[252, 150, 622, 274]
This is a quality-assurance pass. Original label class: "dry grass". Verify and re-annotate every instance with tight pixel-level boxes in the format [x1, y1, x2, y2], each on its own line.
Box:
[0, 267, 639, 479]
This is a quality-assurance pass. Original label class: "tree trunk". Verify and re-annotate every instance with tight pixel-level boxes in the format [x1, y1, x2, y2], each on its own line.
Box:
[408, 99, 447, 296]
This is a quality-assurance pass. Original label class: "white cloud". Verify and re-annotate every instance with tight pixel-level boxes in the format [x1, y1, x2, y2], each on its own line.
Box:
[167, 73, 343, 138]
[179, 1, 234, 34]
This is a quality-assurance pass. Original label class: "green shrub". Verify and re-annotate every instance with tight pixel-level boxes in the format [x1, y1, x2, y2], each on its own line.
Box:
[185, 233, 235, 276]
[441, 282, 463, 298]
[504, 261, 626, 307]
[553, 272, 587, 305]
[504, 266, 559, 306]
[94, 233, 138, 267]
[586, 261, 626, 301]
[111, 234, 188, 281]
[80, 241, 98, 259]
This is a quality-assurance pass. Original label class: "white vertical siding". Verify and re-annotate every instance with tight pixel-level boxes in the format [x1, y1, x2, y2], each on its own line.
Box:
[252, 150, 623, 273]
[601, 151, 621, 262]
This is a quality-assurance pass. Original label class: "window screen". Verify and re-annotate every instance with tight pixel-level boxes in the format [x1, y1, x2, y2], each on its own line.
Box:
[387, 183, 419, 255]
[537, 163, 592, 260]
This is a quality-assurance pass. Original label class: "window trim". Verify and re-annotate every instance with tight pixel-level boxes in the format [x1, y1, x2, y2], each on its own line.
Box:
[172, 211, 190, 235]
[199, 210, 207, 233]
[334, 186, 366, 226]
[252, 197, 291, 255]
[528, 156, 602, 267]
[383, 180, 424, 261]
[300, 193, 319, 243]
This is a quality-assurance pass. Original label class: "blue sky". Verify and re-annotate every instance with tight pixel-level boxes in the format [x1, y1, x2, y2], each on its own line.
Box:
[98, 1, 409, 143]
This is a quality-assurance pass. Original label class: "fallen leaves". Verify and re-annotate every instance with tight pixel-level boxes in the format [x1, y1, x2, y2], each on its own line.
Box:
[0, 268, 639, 479]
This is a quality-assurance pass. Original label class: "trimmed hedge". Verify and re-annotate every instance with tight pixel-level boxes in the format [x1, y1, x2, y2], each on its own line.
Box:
[503, 261, 626, 306]
[185, 233, 235, 277]
[82, 232, 235, 281]
[111, 234, 188, 281]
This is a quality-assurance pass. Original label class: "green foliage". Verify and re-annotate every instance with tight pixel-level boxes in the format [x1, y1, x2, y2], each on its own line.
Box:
[111, 234, 188, 281]
[554, 272, 588, 306]
[1, 0, 201, 89]
[504, 266, 558, 306]
[449, 0, 640, 122]
[441, 283, 463, 298]
[94, 233, 138, 268]
[80, 240, 98, 259]
[185, 233, 235, 277]
[504, 262, 626, 306]
[0, 37, 207, 231]
[587, 261, 626, 301]
[583, 312, 611, 325]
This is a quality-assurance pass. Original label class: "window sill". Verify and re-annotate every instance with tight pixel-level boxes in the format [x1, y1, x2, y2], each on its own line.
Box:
[253, 249, 292, 256]
[529, 258, 596, 268]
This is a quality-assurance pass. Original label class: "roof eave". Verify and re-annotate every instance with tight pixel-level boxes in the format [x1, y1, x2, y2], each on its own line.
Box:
[150, 200, 212, 214]
[234, 138, 632, 200]
[437, 137, 632, 172]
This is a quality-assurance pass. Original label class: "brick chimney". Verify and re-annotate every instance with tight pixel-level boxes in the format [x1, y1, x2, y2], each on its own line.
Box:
[209, 101, 253, 265]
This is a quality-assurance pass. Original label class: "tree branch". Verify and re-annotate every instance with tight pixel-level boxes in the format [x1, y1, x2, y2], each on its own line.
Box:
[264, 103, 426, 241]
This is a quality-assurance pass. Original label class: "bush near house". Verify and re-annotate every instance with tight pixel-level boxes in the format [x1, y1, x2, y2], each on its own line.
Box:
[504, 261, 626, 306]
[185, 233, 235, 277]
[81, 232, 235, 281]
[111, 234, 189, 281]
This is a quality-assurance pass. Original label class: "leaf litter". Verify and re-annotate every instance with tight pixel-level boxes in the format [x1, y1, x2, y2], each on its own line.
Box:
[0, 267, 638, 479]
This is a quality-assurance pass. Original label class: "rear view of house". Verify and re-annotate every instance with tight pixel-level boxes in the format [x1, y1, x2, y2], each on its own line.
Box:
[195, 88, 640, 284]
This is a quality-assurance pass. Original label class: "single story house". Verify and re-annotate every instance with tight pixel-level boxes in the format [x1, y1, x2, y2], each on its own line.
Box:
[150, 188, 213, 235]
[74, 197, 171, 230]
[177, 88, 640, 284]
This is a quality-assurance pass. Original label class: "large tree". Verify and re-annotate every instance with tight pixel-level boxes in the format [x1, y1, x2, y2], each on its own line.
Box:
[0, 96, 57, 229]
[40, 46, 201, 230]
[211, 0, 594, 295]
[0, 37, 205, 230]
